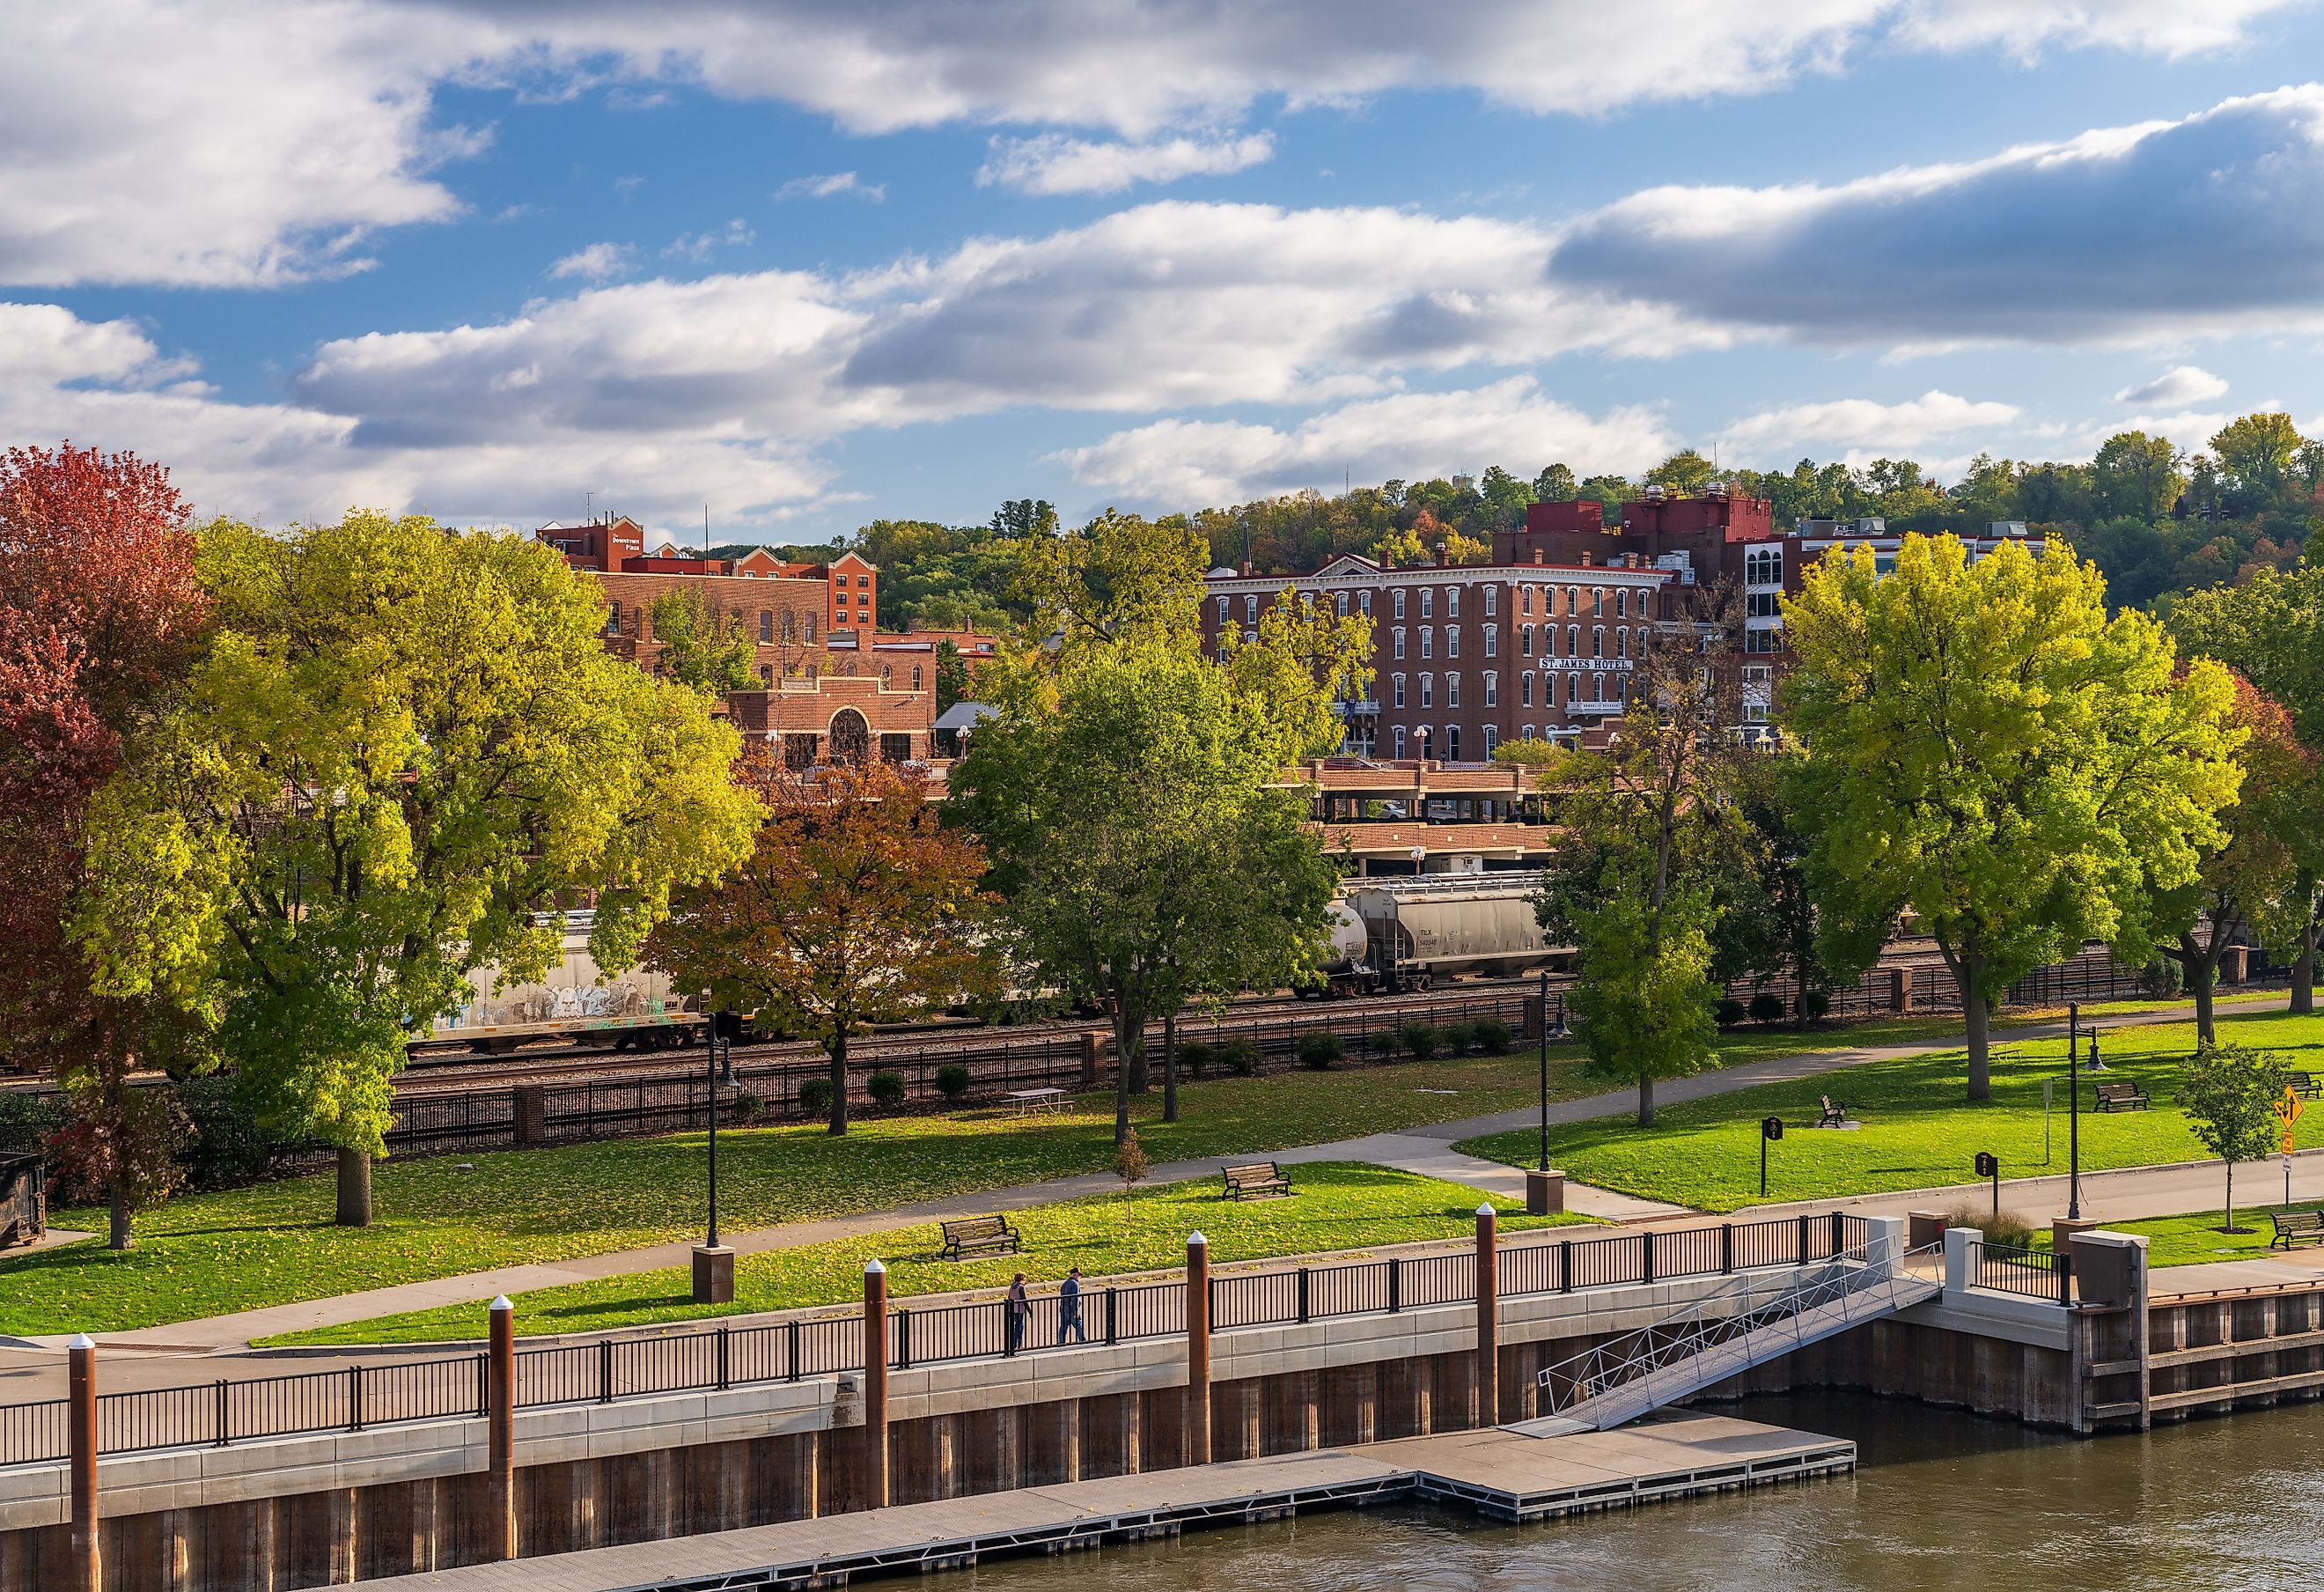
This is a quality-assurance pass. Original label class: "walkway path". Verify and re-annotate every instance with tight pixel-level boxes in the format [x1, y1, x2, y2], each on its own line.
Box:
[0, 994, 2288, 1371]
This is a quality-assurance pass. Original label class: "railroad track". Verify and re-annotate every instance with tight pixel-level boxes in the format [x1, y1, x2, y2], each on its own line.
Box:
[392, 977, 1544, 1096]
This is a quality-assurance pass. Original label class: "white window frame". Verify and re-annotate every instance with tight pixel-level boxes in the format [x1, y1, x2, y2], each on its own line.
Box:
[1393, 673, 1407, 709]
[1420, 673, 1434, 709]
[1483, 623, 1497, 659]
[1483, 671, 1497, 708]
[1446, 673, 1460, 709]
[1393, 627, 1406, 660]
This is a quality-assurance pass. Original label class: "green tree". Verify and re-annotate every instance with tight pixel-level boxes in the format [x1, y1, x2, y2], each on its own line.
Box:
[2179, 1040, 2291, 1234]
[2172, 564, 2324, 1012]
[2091, 431, 2186, 523]
[1780, 534, 2242, 1100]
[1532, 463, 1578, 502]
[77, 513, 761, 1223]
[934, 638, 971, 712]
[955, 641, 1341, 1139]
[990, 498, 1059, 539]
[648, 586, 757, 693]
[2210, 413, 2306, 513]
[1534, 584, 1758, 1124]
[1646, 451, 1717, 497]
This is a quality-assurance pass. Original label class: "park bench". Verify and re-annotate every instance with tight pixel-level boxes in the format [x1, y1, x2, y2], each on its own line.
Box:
[1222, 1161, 1293, 1201]
[1816, 1095, 1850, 1128]
[2269, 1210, 2324, 1250]
[939, 1214, 1023, 1261]
[2288, 1072, 2321, 1102]
[2092, 1080, 2150, 1112]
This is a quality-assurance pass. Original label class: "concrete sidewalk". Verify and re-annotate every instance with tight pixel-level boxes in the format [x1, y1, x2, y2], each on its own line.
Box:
[0, 993, 2281, 1364]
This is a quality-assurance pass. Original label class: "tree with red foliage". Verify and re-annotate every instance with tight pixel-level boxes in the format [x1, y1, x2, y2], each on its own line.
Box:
[0, 444, 207, 1248]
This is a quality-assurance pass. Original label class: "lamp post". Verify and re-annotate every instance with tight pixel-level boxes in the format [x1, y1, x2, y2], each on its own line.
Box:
[693, 989, 735, 1303]
[1526, 969, 1563, 1214]
[2066, 1001, 2083, 1223]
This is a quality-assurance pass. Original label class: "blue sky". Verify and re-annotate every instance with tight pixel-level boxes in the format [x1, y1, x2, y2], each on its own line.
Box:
[10, 3, 2324, 545]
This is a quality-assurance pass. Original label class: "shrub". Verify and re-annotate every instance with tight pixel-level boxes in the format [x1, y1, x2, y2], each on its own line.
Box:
[1297, 1031, 1344, 1070]
[1748, 991, 1787, 1026]
[1800, 990, 1831, 1023]
[1366, 1030, 1400, 1060]
[798, 1076, 835, 1117]
[1472, 1016, 1513, 1054]
[867, 1070, 907, 1108]
[1714, 998, 1747, 1028]
[1219, 1036, 1262, 1076]
[175, 1078, 276, 1191]
[934, 1064, 973, 1100]
[1177, 1041, 1213, 1078]
[0, 1090, 70, 1156]
[1398, 1021, 1440, 1060]
[1941, 1203, 2038, 1251]
[1442, 1020, 1478, 1055]
[731, 1091, 764, 1123]
[2138, 955, 2183, 999]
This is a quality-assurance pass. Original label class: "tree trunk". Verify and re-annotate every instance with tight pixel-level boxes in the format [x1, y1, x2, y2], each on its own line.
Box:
[1162, 1013, 1180, 1124]
[1962, 958, 1991, 1102]
[827, 1033, 849, 1136]
[107, 1185, 131, 1252]
[1109, 993, 1138, 1146]
[2224, 1160, 2235, 1234]
[335, 1146, 373, 1228]
[2294, 883, 2320, 1017]
[1636, 1072, 1655, 1129]
[2186, 932, 2218, 1049]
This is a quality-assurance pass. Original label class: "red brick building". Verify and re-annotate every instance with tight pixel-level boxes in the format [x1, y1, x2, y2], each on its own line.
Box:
[1202, 549, 1673, 759]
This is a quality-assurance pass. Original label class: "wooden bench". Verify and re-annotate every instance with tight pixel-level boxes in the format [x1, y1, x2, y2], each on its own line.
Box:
[939, 1214, 1022, 1261]
[1222, 1162, 1293, 1201]
[2092, 1080, 2150, 1112]
[2270, 1210, 2324, 1250]
[2288, 1072, 2321, 1101]
[1816, 1095, 1849, 1128]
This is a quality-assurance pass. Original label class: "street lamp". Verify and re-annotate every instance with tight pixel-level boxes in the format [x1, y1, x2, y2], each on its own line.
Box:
[2066, 1000, 2083, 1223]
[693, 989, 735, 1304]
[1526, 969, 1564, 1216]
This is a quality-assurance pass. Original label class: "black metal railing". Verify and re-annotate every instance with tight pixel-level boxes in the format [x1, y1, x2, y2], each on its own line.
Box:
[1973, 1240, 2073, 1305]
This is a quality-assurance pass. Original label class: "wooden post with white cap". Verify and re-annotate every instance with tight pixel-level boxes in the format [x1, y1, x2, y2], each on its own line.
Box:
[486, 1295, 517, 1561]
[1475, 1203, 1499, 1427]
[68, 1332, 99, 1592]
[1185, 1231, 1211, 1465]
[863, 1259, 890, 1508]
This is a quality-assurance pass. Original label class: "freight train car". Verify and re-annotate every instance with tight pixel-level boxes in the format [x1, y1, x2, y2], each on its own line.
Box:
[418, 912, 699, 1054]
[1346, 871, 1566, 991]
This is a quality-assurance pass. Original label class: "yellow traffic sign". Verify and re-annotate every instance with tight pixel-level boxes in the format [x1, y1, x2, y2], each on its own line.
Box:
[2278, 1087, 2306, 1154]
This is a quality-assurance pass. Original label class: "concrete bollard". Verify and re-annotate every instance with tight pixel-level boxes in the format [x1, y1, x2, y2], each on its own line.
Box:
[1475, 1204, 1498, 1428]
[487, 1296, 516, 1563]
[864, 1260, 890, 1508]
[68, 1333, 98, 1592]
[1865, 1215, 1907, 1275]
[1943, 1227, 1981, 1294]
[1186, 1232, 1211, 1466]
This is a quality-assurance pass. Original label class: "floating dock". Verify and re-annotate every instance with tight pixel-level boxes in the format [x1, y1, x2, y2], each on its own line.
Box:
[363, 1412, 1854, 1591]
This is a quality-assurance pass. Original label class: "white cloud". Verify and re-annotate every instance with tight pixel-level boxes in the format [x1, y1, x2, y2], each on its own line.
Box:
[663, 219, 756, 261]
[0, 301, 838, 531]
[1550, 85, 2324, 349]
[977, 132, 1276, 195]
[1052, 377, 1674, 505]
[2114, 365, 2229, 406]
[774, 171, 885, 203]
[7, 2, 2303, 288]
[548, 242, 636, 281]
[1716, 390, 2024, 461]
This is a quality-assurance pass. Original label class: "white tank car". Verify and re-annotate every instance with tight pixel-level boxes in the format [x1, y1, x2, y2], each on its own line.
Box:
[1306, 898, 1378, 995]
[1348, 871, 1563, 991]
[422, 911, 697, 1052]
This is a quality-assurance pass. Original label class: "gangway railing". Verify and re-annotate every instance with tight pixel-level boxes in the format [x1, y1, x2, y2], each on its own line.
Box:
[1534, 1239, 1943, 1431]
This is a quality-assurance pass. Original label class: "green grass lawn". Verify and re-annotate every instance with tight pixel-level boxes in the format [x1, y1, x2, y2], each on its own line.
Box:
[0, 1050, 1606, 1337]
[2029, 1205, 2323, 1269]
[1460, 1008, 2324, 1213]
[269, 1161, 1593, 1345]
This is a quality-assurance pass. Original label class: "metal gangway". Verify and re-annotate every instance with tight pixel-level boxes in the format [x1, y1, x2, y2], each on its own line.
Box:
[1531, 1238, 1943, 1432]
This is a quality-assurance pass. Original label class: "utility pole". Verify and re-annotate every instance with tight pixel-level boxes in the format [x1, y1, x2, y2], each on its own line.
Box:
[2067, 1002, 2083, 1222]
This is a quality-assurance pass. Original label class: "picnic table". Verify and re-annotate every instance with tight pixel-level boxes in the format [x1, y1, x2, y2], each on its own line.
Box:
[1004, 1087, 1067, 1116]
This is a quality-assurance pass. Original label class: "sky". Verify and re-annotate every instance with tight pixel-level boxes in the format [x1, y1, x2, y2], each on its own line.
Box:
[11, 2, 2324, 546]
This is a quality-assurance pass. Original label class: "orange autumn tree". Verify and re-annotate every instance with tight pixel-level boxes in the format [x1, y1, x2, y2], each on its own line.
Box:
[647, 752, 997, 1134]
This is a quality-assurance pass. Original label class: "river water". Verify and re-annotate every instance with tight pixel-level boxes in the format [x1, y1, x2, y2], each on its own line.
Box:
[962, 1395, 2324, 1592]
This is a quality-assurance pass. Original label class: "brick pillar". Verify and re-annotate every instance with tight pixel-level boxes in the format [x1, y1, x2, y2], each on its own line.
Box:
[513, 1085, 548, 1146]
[1080, 1031, 1104, 1088]
[1185, 1233, 1211, 1465]
[863, 1261, 890, 1508]
[1475, 1204, 1499, 1427]
[487, 1297, 517, 1563]
[68, 1334, 99, 1592]
[1888, 967, 1911, 1013]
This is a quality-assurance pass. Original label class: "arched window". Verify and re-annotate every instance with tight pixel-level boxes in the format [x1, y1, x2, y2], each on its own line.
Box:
[1568, 672, 1581, 705]
[1483, 623, 1497, 658]
[1521, 672, 1533, 708]
[1521, 624, 1533, 656]
[805, 614, 817, 643]
[1482, 724, 1497, 755]
[1393, 627, 1406, 660]
[1617, 626, 1628, 659]
[1566, 624, 1579, 656]
[1617, 589, 1629, 619]
[782, 612, 797, 643]
[1335, 592, 1349, 616]
[1592, 627, 1604, 659]
[1564, 586, 1578, 615]
[1245, 594, 1259, 623]
[828, 708, 871, 764]
[911, 665, 923, 690]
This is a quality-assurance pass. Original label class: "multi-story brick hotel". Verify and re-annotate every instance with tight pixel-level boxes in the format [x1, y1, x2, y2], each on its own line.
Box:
[1203, 488, 2040, 759]
[535, 515, 993, 765]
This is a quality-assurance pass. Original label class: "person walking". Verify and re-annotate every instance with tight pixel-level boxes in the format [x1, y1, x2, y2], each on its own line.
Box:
[1057, 1265, 1086, 1344]
[1005, 1272, 1030, 1353]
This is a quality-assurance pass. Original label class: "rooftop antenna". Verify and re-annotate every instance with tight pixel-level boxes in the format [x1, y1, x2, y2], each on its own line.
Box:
[585, 489, 596, 523]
